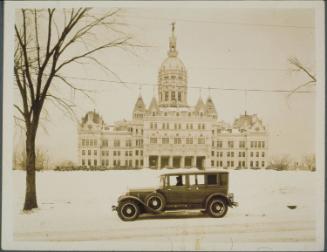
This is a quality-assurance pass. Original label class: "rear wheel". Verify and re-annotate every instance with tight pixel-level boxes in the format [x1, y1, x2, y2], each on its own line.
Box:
[207, 198, 228, 218]
[117, 200, 140, 221]
[145, 193, 166, 211]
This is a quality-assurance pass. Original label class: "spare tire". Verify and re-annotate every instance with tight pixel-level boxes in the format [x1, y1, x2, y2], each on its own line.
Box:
[145, 192, 166, 211]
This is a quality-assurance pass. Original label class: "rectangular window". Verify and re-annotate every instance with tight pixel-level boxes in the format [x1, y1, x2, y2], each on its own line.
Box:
[140, 150, 143, 156]
[211, 151, 215, 156]
[171, 91, 175, 100]
[150, 138, 157, 144]
[250, 161, 253, 167]
[94, 150, 97, 155]
[88, 159, 91, 166]
[262, 161, 265, 167]
[262, 152, 265, 157]
[227, 161, 230, 167]
[198, 137, 205, 144]
[94, 160, 97, 166]
[82, 159, 85, 165]
[126, 140, 131, 147]
[88, 150, 91, 155]
[256, 152, 259, 157]
[239, 141, 245, 148]
[82, 139, 85, 146]
[231, 152, 234, 157]
[262, 141, 265, 148]
[207, 174, 218, 185]
[165, 92, 169, 101]
[162, 137, 169, 144]
[86, 139, 89, 146]
[125, 151, 128, 156]
[256, 161, 259, 167]
[82, 150, 85, 155]
[174, 138, 181, 144]
[227, 152, 230, 157]
[135, 150, 139, 156]
[211, 160, 214, 167]
[114, 140, 120, 147]
[140, 160, 143, 166]
[178, 92, 181, 101]
[250, 152, 253, 157]
[186, 138, 193, 144]
[113, 151, 116, 156]
[228, 141, 234, 148]
[231, 161, 234, 167]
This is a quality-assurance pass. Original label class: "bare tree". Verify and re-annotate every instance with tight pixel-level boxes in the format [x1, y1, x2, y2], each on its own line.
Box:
[14, 8, 136, 210]
[13, 147, 49, 171]
[269, 155, 292, 171]
[288, 57, 316, 97]
[302, 154, 316, 171]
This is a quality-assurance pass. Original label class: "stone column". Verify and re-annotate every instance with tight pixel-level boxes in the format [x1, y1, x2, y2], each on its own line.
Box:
[169, 156, 173, 168]
[181, 156, 185, 168]
[192, 156, 196, 168]
[144, 156, 149, 168]
[158, 156, 161, 170]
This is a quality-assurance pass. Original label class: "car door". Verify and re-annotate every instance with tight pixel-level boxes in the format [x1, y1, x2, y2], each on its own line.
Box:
[161, 175, 190, 204]
[188, 174, 208, 204]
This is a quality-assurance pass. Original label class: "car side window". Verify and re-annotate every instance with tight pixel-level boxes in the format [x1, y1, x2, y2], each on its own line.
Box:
[189, 175, 196, 185]
[169, 175, 185, 186]
[207, 174, 218, 185]
[197, 175, 205, 185]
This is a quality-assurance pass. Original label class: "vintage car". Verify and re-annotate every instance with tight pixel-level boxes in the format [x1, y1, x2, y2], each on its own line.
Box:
[112, 171, 238, 221]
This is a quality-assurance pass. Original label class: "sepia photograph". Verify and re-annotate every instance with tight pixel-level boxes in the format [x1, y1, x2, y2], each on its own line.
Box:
[1, 1, 325, 251]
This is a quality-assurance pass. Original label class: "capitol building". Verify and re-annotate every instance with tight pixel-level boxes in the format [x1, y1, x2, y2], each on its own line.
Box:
[77, 25, 268, 170]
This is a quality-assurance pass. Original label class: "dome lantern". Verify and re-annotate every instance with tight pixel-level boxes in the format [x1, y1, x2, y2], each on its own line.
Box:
[158, 23, 188, 108]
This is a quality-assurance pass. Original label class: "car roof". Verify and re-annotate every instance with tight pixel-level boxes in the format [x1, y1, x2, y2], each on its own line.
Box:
[161, 170, 229, 176]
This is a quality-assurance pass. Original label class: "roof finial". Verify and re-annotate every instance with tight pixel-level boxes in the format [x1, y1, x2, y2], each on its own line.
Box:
[138, 84, 142, 97]
[168, 22, 177, 57]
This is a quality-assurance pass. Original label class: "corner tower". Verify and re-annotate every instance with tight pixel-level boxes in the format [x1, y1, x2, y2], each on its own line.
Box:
[158, 23, 188, 107]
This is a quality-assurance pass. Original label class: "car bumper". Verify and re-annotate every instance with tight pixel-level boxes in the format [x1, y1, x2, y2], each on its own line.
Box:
[228, 193, 238, 207]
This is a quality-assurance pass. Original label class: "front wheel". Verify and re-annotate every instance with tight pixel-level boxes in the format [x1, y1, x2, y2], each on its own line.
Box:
[207, 198, 228, 218]
[145, 193, 166, 211]
[117, 200, 140, 221]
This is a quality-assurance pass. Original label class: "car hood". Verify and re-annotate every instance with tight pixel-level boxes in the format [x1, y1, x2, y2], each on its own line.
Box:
[128, 187, 156, 194]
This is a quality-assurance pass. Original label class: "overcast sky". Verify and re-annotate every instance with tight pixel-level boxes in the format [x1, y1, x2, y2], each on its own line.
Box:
[13, 5, 317, 164]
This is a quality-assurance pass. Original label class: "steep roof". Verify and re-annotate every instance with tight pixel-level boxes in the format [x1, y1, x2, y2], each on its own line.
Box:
[195, 97, 206, 112]
[205, 97, 217, 116]
[233, 112, 265, 131]
[133, 95, 146, 113]
[148, 97, 159, 112]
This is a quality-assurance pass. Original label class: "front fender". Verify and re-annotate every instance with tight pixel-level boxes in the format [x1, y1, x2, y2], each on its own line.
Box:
[117, 195, 161, 214]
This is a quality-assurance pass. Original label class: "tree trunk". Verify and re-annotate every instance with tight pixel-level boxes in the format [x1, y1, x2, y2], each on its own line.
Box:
[23, 127, 38, 210]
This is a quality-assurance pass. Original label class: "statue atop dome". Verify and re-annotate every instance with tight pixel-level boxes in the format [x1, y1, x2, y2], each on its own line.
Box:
[168, 21, 178, 57]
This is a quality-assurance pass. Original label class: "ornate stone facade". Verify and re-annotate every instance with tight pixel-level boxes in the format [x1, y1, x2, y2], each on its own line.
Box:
[77, 25, 268, 170]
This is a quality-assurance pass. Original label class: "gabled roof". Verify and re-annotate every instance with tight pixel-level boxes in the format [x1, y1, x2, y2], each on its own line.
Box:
[133, 95, 146, 113]
[233, 112, 265, 131]
[195, 97, 206, 112]
[148, 97, 159, 112]
[205, 97, 217, 116]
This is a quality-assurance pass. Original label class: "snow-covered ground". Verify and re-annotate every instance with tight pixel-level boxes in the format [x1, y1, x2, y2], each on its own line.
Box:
[11, 169, 322, 251]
